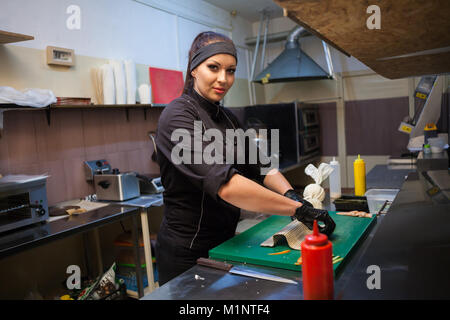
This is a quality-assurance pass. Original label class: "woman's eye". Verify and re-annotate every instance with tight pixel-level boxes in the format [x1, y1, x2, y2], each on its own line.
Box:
[227, 69, 236, 74]
[208, 65, 218, 71]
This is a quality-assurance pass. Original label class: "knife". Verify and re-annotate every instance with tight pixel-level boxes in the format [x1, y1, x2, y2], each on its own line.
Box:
[196, 257, 297, 285]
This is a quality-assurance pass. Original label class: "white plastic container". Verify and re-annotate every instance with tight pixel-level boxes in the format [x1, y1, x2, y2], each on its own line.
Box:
[364, 189, 399, 213]
[329, 157, 341, 199]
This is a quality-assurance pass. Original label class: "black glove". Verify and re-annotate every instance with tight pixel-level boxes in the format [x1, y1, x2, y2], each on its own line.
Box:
[293, 205, 336, 236]
[284, 189, 313, 208]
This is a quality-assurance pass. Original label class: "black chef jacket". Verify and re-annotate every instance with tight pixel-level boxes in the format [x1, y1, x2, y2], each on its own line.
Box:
[155, 87, 266, 284]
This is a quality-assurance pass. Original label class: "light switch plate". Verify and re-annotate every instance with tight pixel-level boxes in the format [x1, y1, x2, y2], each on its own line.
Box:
[46, 46, 75, 66]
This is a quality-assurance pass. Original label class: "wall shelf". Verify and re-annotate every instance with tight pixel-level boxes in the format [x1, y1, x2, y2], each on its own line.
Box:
[0, 103, 166, 109]
[0, 103, 166, 127]
[0, 30, 34, 44]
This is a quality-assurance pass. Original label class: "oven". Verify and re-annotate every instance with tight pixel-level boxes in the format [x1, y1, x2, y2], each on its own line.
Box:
[0, 175, 49, 234]
[297, 104, 319, 131]
[299, 129, 320, 155]
[297, 103, 321, 161]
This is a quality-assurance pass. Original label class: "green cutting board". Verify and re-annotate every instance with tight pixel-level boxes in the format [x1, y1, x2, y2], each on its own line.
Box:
[209, 212, 376, 273]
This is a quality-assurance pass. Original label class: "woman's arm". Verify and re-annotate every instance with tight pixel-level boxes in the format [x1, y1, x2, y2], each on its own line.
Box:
[262, 168, 294, 195]
[217, 173, 302, 216]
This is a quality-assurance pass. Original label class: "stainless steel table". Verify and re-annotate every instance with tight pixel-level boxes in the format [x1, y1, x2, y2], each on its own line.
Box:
[142, 165, 450, 300]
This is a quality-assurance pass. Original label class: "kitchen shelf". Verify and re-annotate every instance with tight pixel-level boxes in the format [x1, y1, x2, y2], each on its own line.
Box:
[0, 103, 166, 127]
[0, 103, 166, 109]
[52, 103, 155, 109]
[0, 30, 34, 44]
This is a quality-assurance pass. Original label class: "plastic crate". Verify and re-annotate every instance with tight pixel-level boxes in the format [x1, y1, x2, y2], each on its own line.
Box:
[365, 189, 399, 213]
[116, 264, 158, 292]
[116, 273, 148, 293]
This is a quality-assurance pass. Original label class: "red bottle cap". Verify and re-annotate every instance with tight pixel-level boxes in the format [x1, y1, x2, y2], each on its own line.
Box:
[304, 220, 328, 246]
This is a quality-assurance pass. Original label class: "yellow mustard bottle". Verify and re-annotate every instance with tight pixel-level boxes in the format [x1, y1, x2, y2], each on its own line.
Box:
[354, 154, 366, 196]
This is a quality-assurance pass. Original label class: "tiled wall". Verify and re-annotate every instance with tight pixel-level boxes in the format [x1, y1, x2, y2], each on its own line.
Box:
[0, 108, 162, 205]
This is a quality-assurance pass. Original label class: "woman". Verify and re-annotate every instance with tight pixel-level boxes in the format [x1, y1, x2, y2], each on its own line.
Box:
[155, 31, 335, 285]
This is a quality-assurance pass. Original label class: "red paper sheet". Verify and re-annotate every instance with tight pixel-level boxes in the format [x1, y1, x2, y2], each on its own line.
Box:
[149, 67, 184, 104]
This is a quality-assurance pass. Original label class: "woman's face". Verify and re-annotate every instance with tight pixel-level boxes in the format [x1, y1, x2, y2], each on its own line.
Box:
[191, 53, 236, 103]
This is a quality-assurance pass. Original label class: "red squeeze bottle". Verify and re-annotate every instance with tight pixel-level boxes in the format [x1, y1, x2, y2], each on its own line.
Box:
[301, 220, 334, 300]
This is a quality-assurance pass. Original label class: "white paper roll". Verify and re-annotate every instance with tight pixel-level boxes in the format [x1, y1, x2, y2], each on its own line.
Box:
[138, 84, 151, 104]
[101, 64, 115, 105]
[109, 59, 127, 104]
[124, 59, 136, 104]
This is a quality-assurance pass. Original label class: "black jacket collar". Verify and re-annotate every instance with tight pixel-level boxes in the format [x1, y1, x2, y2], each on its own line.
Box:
[188, 87, 221, 120]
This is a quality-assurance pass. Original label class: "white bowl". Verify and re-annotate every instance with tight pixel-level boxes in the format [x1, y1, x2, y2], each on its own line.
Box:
[431, 146, 444, 153]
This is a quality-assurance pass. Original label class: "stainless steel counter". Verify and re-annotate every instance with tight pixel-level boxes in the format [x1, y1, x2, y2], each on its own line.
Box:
[142, 165, 450, 300]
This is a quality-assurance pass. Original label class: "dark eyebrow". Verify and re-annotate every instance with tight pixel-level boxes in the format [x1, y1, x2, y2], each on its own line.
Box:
[207, 59, 236, 68]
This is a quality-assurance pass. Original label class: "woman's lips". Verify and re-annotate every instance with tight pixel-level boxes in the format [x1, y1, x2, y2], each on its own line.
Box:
[213, 87, 226, 94]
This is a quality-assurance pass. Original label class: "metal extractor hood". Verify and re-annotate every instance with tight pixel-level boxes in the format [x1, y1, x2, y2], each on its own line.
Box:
[253, 26, 333, 84]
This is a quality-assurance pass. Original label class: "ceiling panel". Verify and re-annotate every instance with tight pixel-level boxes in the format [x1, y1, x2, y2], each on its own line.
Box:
[274, 0, 450, 79]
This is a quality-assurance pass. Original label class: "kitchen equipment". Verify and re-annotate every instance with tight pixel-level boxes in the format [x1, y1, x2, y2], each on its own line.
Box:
[424, 123, 438, 144]
[364, 189, 399, 214]
[297, 104, 319, 131]
[84, 159, 112, 181]
[299, 129, 320, 154]
[333, 195, 369, 212]
[135, 174, 163, 194]
[84, 160, 140, 201]
[253, 26, 332, 83]
[209, 212, 376, 273]
[0, 175, 49, 233]
[230, 102, 299, 170]
[297, 104, 321, 161]
[353, 155, 366, 196]
[196, 258, 297, 284]
[94, 170, 140, 201]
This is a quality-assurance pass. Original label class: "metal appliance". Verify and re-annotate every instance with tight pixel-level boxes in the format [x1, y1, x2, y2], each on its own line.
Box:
[253, 26, 334, 83]
[230, 103, 299, 171]
[84, 160, 140, 201]
[297, 103, 321, 161]
[135, 174, 164, 194]
[0, 175, 49, 233]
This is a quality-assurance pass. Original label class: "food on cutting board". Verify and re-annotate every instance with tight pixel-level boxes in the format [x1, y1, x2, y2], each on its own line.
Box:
[337, 211, 372, 218]
[268, 249, 291, 256]
[295, 255, 344, 266]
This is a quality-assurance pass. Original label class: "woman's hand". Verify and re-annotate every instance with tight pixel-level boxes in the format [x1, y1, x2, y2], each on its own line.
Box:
[293, 206, 336, 236]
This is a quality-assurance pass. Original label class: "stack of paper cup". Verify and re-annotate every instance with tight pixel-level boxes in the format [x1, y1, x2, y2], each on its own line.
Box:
[101, 64, 115, 105]
[124, 60, 136, 104]
[138, 84, 152, 104]
[109, 59, 127, 104]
